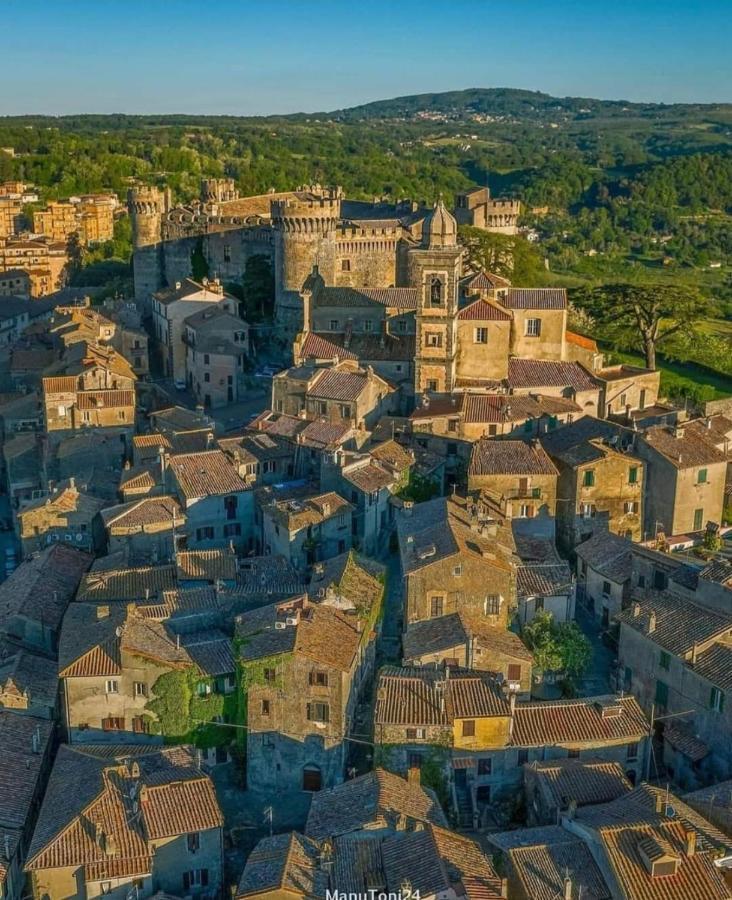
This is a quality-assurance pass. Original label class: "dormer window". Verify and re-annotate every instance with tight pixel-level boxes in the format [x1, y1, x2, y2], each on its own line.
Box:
[430, 277, 443, 307]
[637, 837, 680, 878]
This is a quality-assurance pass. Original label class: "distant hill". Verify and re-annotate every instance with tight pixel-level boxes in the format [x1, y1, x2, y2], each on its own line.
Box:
[323, 87, 732, 123]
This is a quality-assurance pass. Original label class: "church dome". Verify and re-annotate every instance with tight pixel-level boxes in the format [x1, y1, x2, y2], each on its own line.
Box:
[423, 199, 458, 248]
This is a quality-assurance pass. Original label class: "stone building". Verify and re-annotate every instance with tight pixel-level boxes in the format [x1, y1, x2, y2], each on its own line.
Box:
[272, 358, 397, 430]
[575, 530, 633, 626]
[396, 494, 516, 626]
[25, 744, 224, 900]
[617, 591, 732, 788]
[183, 305, 250, 408]
[165, 449, 253, 551]
[261, 490, 353, 572]
[374, 666, 649, 826]
[0, 235, 68, 296]
[100, 495, 185, 562]
[636, 421, 728, 539]
[16, 477, 105, 557]
[542, 417, 645, 549]
[454, 186, 521, 234]
[467, 438, 559, 539]
[41, 342, 137, 440]
[33, 194, 117, 245]
[151, 277, 239, 382]
[0, 196, 24, 238]
[237, 596, 369, 794]
[0, 268, 31, 297]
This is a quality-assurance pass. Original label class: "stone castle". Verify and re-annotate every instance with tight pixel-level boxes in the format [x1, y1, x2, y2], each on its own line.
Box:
[128, 179, 520, 342]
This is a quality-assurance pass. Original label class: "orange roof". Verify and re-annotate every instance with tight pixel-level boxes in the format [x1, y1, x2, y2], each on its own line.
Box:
[566, 330, 598, 352]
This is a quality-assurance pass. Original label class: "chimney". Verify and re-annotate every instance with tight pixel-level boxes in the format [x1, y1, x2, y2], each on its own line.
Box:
[563, 874, 573, 900]
[632, 601, 641, 618]
[685, 829, 697, 857]
[96, 605, 110, 620]
[566, 799, 577, 821]
[68, 476, 75, 490]
[647, 611, 656, 634]
[500, 879, 508, 899]
[407, 765, 421, 786]
[403, 500, 414, 518]
[655, 791, 665, 815]
[691, 643, 698, 665]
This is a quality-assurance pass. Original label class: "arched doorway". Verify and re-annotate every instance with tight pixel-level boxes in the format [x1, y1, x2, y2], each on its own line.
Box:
[302, 763, 322, 792]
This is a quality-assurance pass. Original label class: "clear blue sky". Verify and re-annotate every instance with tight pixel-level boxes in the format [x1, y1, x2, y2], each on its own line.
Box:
[2, 0, 730, 115]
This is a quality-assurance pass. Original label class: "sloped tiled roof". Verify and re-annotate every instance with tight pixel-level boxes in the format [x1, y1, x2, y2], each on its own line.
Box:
[504, 287, 567, 310]
[177, 547, 237, 582]
[575, 531, 633, 583]
[316, 286, 418, 310]
[512, 695, 648, 747]
[236, 832, 328, 898]
[528, 757, 632, 808]
[464, 393, 579, 424]
[468, 438, 558, 477]
[641, 424, 727, 469]
[305, 767, 448, 840]
[508, 358, 599, 392]
[310, 368, 371, 401]
[76, 563, 176, 602]
[457, 298, 512, 321]
[100, 495, 183, 530]
[516, 563, 573, 599]
[169, 449, 248, 498]
[616, 594, 732, 657]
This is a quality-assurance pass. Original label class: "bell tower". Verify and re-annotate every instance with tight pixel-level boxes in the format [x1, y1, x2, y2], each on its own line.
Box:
[409, 200, 463, 395]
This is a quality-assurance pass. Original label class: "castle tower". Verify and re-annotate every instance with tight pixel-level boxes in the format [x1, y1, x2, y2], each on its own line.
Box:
[200, 178, 239, 204]
[127, 185, 171, 250]
[271, 185, 342, 339]
[409, 200, 463, 395]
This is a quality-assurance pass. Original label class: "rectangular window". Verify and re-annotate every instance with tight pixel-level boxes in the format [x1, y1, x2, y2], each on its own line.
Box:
[655, 680, 669, 708]
[478, 758, 492, 775]
[629, 466, 638, 484]
[341, 259, 351, 272]
[105, 679, 119, 694]
[309, 671, 329, 687]
[568, 748, 580, 759]
[583, 469, 595, 487]
[462, 720, 476, 737]
[627, 742, 639, 761]
[710, 686, 725, 713]
[485, 595, 500, 616]
[133, 682, 147, 698]
[223, 523, 241, 537]
[406, 727, 426, 740]
[318, 401, 328, 415]
[453, 565, 462, 577]
[698, 468, 708, 484]
[261, 699, 271, 716]
[624, 501, 637, 514]
[488, 424, 498, 436]
[425, 332, 442, 348]
[426, 380, 438, 392]
[507, 664, 522, 682]
[659, 651, 671, 671]
[693, 508, 704, 531]
[183, 870, 209, 890]
[447, 418, 457, 432]
[430, 595, 444, 617]
[329, 319, 339, 331]
[132, 716, 149, 734]
[263, 668, 276, 682]
[363, 319, 373, 332]
[339, 404, 351, 419]
[602, 581, 611, 596]
[307, 701, 330, 723]
[187, 832, 200, 853]
[525, 318, 541, 337]
[102, 716, 124, 731]
[474, 327, 488, 344]
[581, 502, 595, 520]
[203, 354, 210, 365]
[517, 748, 529, 766]
[398, 319, 407, 332]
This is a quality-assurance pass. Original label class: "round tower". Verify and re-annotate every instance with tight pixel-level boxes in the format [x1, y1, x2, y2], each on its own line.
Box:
[271, 186, 342, 337]
[127, 185, 171, 249]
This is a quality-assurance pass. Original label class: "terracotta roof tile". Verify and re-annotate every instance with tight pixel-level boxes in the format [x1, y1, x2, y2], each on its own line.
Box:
[617, 594, 732, 656]
[508, 358, 598, 392]
[504, 287, 567, 310]
[468, 438, 558, 476]
[457, 298, 512, 321]
[316, 287, 418, 310]
[528, 757, 632, 808]
[511, 695, 648, 747]
[169, 449, 248, 498]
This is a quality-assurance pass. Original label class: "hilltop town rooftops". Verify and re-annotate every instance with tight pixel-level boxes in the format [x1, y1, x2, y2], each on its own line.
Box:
[267, 491, 352, 531]
[314, 286, 418, 310]
[504, 287, 567, 310]
[0, 647, 58, 710]
[236, 832, 328, 899]
[462, 270, 512, 292]
[511, 695, 648, 747]
[468, 438, 558, 477]
[488, 825, 611, 900]
[527, 758, 632, 808]
[152, 277, 232, 305]
[305, 767, 448, 840]
[375, 666, 511, 727]
[169, 449, 248, 499]
[100, 495, 184, 530]
[516, 563, 573, 599]
[298, 330, 415, 363]
[457, 298, 512, 321]
[402, 611, 533, 664]
[237, 599, 360, 672]
[575, 531, 633, 583]
[309, 366, 388, 402]
[642, 423, 728, 468]
[369, 438, 413, 471]
[0, 544, 92, 635]
[26, 744, 222, 875]
[76, 563, 177, 602]
[177, 546, 238, 582]
[616, 593, 732, 656]
[463, 393, 580, 424]
[507, 358, 599, 392]
[309, 551, 384, 615]
[236, 555, 305, 597]
[343, 461, 395, 492]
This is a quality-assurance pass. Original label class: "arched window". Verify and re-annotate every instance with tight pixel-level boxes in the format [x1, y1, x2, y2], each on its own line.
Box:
[430, 277, 443, 307]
